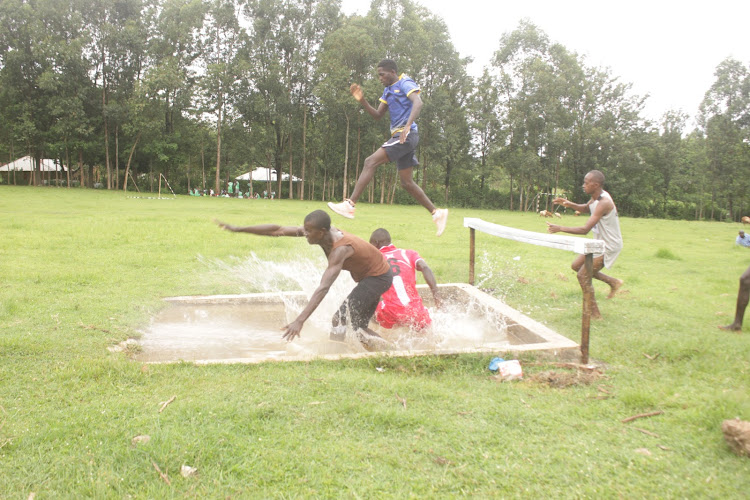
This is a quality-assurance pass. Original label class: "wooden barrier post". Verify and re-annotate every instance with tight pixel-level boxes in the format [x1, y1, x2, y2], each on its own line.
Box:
[469, 227, 475, 285]
[580, 252, 594, 364]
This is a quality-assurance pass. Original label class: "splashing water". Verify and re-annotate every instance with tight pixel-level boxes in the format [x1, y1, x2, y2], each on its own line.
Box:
[137, 253, 513, 362]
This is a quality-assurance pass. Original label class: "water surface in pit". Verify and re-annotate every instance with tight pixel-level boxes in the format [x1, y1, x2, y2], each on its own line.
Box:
[135, 292, 513, 363]
[135, 254, 577, 363]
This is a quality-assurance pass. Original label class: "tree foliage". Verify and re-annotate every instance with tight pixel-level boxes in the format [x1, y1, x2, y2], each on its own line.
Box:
[0, 2, 747, 219]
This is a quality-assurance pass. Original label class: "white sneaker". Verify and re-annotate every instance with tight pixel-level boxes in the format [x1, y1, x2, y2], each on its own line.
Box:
[328, 199, 355, 219]
[432, 208, 448, 236]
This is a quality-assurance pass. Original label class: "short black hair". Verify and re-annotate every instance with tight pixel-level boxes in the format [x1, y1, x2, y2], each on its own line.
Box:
[369, 228, 391, 247]
[587, 170, 605, 185]
[377, 59, 398, 74]
[304, 210, 331, 231]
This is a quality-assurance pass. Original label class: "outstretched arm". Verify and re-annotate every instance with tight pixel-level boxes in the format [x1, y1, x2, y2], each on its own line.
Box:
[416, 259, 441, 308]
[552, 197, 591, 214]
[547, 197, 613, 235]
[281, 245, 354, 341]
[215, 219, 304, 237]
[350, 83, 388, 121]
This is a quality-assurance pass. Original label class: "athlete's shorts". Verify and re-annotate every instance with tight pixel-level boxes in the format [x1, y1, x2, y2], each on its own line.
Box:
[381, 131, 419, 170]
[376, 304, 431, 330]
[334, 271, 393, 331]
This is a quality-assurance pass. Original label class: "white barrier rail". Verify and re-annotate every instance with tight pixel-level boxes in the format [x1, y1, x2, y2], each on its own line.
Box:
[463, 217, 604, 254]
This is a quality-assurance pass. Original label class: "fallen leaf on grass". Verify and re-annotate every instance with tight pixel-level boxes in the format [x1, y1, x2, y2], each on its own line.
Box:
[642, 353, 661, 361]
[131, 435, 151, 446]
[634, 448, 652, 456]
[308, 401, 326, 406]
[517, 277, 529, 284]
[180, 465, 198, 478]
[433, 455, 453, 466]
[549, 291, 558, 299]
[557, 273, 569, 282]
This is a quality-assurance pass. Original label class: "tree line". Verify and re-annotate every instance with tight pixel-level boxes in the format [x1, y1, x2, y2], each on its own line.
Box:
[1, 0, 748, 220]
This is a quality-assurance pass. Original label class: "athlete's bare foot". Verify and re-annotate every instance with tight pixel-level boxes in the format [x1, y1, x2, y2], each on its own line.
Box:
[718, 323, 742, 332]
[607, 279, 624, 299]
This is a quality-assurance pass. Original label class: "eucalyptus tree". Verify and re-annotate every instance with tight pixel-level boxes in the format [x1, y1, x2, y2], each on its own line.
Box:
[197, 0, 244, 193]
[491, 20, 566, 210]
[641, 110, 688, 217]
[359, 0, 472, 203]
[83, 0, 148, 189]
[699, 58, 750, 220]
[238, 0, 339, 199]
[138, 0, 205, 189]
[0, 0, 57, 184]
[491, 21, 647, 212]
[468, 69, 501, 194]
[40, 0, 97, 188]
[316, 19, 379, 200]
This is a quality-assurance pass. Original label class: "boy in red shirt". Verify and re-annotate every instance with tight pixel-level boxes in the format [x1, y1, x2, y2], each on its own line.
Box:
[369, 228, 440, 330]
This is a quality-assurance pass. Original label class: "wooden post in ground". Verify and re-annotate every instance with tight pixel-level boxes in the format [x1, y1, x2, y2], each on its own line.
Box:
[469, 227, 475, 286]
[580, 252, 594, 364]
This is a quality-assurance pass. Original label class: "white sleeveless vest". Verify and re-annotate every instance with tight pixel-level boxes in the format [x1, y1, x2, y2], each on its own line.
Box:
[590, 191, 623, 268]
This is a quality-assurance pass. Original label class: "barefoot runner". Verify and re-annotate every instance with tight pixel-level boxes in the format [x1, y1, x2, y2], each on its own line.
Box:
[546, 170, 624, 319]
[215, 210, 392, 348]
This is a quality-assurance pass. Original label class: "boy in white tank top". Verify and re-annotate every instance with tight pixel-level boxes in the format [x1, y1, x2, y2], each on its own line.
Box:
[547, 170, 624, 319]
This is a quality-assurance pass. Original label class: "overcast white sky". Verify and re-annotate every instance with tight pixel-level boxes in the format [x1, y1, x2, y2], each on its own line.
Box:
[340, 0, 750, 125]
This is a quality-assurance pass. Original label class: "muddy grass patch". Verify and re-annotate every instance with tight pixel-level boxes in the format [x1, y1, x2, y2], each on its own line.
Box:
[526, 364, 606, 388]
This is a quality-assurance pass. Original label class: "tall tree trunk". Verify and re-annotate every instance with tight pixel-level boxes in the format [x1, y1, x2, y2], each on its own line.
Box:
[123, 134, 140, 192]
[78, 149, 84, 187]
[114, 125, 119, 190]
[288, 133, 293, 199]
[299, 105, 307, 200]
[343, 114, 350, 199]
[64, 140, 70, 189]
[214, 90, 223, 193]
[355, 125, 361, 189]
[102, 45, 111, 190]
[201, 142, 206, 190]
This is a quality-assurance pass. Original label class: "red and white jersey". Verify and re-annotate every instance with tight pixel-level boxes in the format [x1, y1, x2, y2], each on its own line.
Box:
[376, 244, 431, 329]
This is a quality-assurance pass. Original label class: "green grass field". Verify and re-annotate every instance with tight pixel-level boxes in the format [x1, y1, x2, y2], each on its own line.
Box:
[1, 185, 749, 498]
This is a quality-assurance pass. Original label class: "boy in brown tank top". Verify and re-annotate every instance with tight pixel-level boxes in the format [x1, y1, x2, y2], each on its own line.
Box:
[215, 210, 393, 349]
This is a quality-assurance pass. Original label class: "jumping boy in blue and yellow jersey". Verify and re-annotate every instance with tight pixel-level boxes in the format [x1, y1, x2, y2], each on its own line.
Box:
[327, 59, 449, 236]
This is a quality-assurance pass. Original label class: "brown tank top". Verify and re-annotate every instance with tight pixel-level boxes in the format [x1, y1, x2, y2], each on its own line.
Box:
[331, 230, 389, 282]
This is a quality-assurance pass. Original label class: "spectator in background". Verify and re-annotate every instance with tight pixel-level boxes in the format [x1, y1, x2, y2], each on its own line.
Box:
[736, 231, 750, 247]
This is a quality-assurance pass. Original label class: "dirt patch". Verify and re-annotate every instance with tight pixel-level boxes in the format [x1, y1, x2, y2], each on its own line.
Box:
[528, 369, 604, 388]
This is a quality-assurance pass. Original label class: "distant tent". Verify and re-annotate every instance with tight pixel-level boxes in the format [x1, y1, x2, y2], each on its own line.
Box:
[0, 156, 66, 172]
[236, 167, 300, 182]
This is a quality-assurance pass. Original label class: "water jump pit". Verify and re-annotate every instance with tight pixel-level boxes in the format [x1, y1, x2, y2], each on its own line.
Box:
[134, 283, 579, 364]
